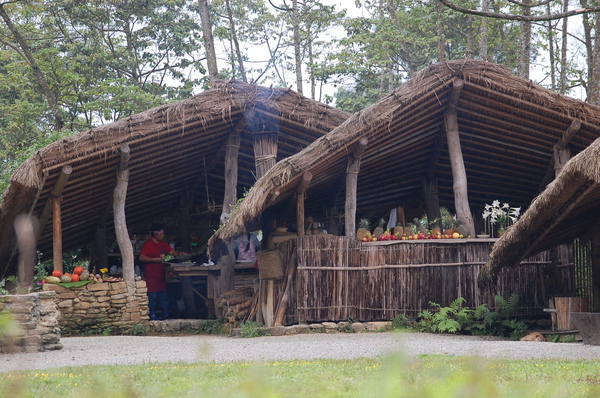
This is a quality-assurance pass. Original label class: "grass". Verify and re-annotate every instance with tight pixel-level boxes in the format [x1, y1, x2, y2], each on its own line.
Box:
[2, 353, 600, 397]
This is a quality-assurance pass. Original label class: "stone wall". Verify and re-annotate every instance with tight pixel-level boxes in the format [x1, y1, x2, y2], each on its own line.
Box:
[0, 291, 62, 353]
[43, 280, 150, 335]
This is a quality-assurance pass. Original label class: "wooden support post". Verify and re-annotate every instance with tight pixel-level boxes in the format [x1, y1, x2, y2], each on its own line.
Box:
[52, 196, 63, 272]
[345, 137, 368, 237]
[220, 131, 240, 294]
[592, 224, 600, 312]
[113, 144, 135, 284]
[181, 276, 197, 319]
[444, 79, 475, 237]
[36, 165, 72, 243]
[296, 172, 312, 237]
[423, 177, 441, 229]
[94, 227, 108, 271]
[14, 215, 37, 289]
[539, 119, 581, 191]
[179, 194, 191, 253]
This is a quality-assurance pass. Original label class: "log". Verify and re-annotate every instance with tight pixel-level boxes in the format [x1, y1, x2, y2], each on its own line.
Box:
[236, 299, 253, 311]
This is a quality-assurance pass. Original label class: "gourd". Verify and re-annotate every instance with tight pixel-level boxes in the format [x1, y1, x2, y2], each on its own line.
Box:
[59, 274, 72, 283]
[80, 270, 90, 281]
[45, 276, 61, 284]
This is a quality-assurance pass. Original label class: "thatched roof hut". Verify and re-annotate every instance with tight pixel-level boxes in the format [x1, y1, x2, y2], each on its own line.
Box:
[209, 60, 600, 253]
[0, 80, 349, 276]
[479, 137, 600, 286]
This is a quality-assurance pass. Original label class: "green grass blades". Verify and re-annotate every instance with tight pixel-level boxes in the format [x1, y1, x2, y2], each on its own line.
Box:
[1, 355, 600, 398]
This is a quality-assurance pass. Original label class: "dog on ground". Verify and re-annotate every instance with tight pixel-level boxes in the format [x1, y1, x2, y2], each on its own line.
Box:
[520, 331, 547, 342]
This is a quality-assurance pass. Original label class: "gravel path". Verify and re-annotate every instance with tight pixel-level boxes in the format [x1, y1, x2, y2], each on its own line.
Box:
[2, 332, 600, 373]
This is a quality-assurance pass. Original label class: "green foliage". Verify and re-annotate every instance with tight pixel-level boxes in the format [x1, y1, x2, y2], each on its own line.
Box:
[414, 295, 527, 339]
[188, 319, 227, 335]
[132, 324, 148, 336]
[391, 313, 411, 330]
[416, 297, 474, 333]
[239, 321, 268, 338]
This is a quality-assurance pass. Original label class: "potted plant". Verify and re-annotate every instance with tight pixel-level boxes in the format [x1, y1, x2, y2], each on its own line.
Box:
[482, 200, 521, 237]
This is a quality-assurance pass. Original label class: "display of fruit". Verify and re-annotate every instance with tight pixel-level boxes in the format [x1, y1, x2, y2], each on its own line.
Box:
[59, 274, 72, 283]
[45, 276, 61, 284]
[52, 270, 63, 278]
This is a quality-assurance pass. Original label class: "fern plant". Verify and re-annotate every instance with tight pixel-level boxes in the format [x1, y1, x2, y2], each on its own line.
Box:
[417, 297, 474, 334]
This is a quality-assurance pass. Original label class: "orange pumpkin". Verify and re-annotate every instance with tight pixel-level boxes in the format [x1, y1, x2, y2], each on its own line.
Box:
[70, 274, 80, 282]
[73, 266, 84, 275]
[52, 270, 63, 278]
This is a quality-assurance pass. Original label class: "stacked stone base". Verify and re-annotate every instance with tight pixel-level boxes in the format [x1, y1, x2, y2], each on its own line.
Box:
[0, 291, 62, 353]
[43, 280, 150, 335]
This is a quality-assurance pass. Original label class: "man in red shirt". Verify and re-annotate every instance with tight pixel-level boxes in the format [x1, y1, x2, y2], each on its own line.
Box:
[139, 224, 186, 320]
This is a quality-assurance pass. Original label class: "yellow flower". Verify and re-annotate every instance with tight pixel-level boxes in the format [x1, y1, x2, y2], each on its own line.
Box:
[100, 268, 108, 274]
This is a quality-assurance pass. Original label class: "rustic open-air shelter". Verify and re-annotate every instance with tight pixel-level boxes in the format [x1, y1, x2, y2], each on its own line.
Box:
[0, 81, 349, 282]
[209, 60, 600, 326]
[480, 137, 600, 311]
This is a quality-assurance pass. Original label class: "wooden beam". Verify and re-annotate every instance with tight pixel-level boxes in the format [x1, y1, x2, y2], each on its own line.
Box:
[345, 137, 368, 237]
[296, 172, 312, 237]
[557, 119, 581, 150]
[444, 79, 475, 236]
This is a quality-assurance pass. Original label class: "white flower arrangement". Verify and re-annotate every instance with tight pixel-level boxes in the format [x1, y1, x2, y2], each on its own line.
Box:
[482, 200, 521, 236]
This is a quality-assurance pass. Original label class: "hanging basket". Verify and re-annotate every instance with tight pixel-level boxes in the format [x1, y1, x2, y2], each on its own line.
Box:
[257, 249, 284, 280]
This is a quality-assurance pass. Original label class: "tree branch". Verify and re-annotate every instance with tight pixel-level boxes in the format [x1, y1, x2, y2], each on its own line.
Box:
[437, 0, 599, 22]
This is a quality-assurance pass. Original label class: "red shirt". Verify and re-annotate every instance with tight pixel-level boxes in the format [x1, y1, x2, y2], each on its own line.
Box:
[140, 238, 173, 292]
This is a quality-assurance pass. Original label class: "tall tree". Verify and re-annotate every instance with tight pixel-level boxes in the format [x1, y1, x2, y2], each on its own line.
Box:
[199, 0, 219, 83]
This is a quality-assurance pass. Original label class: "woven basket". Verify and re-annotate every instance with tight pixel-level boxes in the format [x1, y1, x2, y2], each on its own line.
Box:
[257, 249, 284, 280]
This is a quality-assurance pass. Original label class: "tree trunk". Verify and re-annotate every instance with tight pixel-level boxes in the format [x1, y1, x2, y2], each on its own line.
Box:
[292, 0, 303, 94]
[559, 0, 568, 93]
[478, 0, 489, 60]
[198, 0, 219, 83]
[345, 137, 368, 237]
[219, 131, 240, 293]
[445, 79, 475, 236]
[113, 144, 134, 284]
[517, 0, 532, 79]
[590, 7, 600, 104]
[224, 0, 247, 82]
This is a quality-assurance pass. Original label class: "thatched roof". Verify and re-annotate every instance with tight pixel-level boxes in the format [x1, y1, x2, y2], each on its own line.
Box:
[479, 137, 600, 286]
[0, 80, 349, 275]
[209, 59, 600, 254]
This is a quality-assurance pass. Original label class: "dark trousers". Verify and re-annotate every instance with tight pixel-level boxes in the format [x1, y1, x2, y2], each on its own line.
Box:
[148, 291, 169, 320]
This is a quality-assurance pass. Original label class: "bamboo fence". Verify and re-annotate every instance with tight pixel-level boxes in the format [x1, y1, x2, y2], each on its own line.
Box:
[285, 235, 574, 323]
